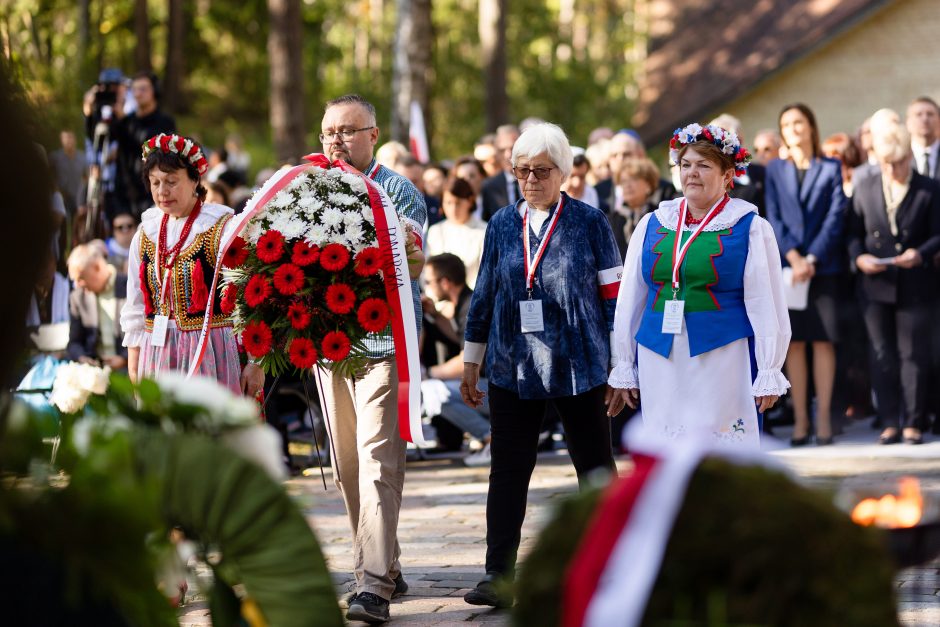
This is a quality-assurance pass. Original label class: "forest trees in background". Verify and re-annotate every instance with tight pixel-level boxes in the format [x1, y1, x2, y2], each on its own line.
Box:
[1, 0, 641, 170]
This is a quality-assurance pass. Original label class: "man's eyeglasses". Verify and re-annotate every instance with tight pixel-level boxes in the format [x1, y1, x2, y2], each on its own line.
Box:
[319, 127, 375, 143]
[512, 166, 556, 180]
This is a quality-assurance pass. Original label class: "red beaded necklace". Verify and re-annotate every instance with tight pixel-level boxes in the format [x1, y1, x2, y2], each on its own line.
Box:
[685, 201, 725, 225]
[158, 199, 202, 269]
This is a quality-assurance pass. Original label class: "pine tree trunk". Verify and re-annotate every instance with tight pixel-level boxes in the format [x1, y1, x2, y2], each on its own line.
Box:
[479, 0, 508, 131]
[134, 0, 152, 72]
[163, 0, 186, 112]
[390, 0, 432, 148]
[267, 0, 306, 164]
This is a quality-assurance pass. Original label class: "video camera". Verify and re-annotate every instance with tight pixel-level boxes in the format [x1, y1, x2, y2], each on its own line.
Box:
[91, 68, 125, 120]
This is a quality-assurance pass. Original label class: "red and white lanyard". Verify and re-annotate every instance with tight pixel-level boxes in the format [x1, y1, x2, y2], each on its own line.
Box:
[522, 197, 565, 298]
[366, 161, 381, 180]
[670, 195, 730, 297]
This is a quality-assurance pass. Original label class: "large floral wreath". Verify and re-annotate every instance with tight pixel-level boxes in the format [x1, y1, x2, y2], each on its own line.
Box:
[222, 166, 393, 377]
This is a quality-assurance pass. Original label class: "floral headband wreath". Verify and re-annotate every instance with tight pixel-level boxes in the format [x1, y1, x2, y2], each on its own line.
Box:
[669, 123, 752, 177]
[141, 133, 209, 177]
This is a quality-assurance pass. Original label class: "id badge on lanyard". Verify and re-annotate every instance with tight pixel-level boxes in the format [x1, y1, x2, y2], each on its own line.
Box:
[521, 199, 563, 334]
[662, 197, 728, 335]
[151, 261, 172, 347]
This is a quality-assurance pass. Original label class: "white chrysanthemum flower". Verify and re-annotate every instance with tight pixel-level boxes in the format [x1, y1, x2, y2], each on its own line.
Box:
[305, 223, 329, 246]
[243, 220, 264, 245]
[321, 207, 345, 227]
[281, 217, 307, 240]
[344, 222, 365, 244]
[328, 192, 358, 207]
[269, 191, 293, 210]
[361, 206, 374, 223]
[343, 211, 363, 227]
[269, 212, 292, 234]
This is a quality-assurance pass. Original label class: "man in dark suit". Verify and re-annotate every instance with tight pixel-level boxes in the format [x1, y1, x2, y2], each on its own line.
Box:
[594, 131, 675, 215]
[907, 96, 940, 180]
[905, 97, 940, 432]
[481, 124, 520, 220]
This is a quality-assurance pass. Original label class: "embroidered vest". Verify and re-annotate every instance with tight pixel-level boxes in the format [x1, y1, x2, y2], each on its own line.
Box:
[636, 212, 755, 357]
[140, 214, 232, 332]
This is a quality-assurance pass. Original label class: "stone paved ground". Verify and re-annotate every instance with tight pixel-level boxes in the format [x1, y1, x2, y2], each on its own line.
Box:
[179, 419, 940, 626]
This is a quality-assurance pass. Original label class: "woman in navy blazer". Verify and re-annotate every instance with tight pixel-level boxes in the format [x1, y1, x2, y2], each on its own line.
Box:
[765, 103, 847, 446]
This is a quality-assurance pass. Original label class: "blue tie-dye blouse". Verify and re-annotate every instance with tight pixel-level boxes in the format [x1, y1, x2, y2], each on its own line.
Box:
[464, 193, 623, 399]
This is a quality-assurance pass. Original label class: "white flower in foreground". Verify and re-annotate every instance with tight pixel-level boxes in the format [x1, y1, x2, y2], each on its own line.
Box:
[344, 222, 365, 244]
[71, 415, 133, 456]
[50, 362, 111, 414]
[361, 206, 374, 223]
[220, 423, 287, 481]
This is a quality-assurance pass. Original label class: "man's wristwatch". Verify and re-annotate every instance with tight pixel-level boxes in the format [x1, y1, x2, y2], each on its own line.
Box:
[805, 254, 817, 266]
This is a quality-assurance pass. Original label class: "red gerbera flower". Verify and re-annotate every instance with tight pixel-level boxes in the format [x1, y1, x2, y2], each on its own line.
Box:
[354, 247, 383, 277]
[320, 243, 350, 272]
[273, 263, 305, 295]
[222, 236, 249, 268]
[244, 274, 272, 307]
[287, 302, 311, 330]
[357, 298, 391, 333]
[243, 320, 273, 358]
[322, 330, 352, 361]
[288, 337, 318, 369]
[220, 283, 239, 315]
[256, 230, 286, 263]
[292, 241, 320, 266]
[325, 283, 356, 314]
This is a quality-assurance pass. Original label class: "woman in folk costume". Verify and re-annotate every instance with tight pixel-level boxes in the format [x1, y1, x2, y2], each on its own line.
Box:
[121, 133, 263, 396]
[606, 124, 791, 447]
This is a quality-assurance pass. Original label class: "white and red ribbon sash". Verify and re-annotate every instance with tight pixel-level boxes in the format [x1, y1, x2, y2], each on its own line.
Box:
[362, 177, 424, 445]
[670, 195, 730, 291]
[562, 423, 780, 627]
[185, 154, 425, 445]
[522, 197, 565, 294]
[597, 266, 623, 300]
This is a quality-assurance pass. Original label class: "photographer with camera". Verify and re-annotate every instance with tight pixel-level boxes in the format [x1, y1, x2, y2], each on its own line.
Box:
[83, 70, 176, 228]
[82, 68, 125, 239]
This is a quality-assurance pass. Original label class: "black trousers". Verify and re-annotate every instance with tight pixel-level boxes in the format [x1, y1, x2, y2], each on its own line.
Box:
[484, 383, 615, 576]
[862, 300, 930, 429]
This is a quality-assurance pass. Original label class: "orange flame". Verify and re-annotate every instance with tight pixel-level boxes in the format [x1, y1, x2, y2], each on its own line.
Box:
[851, 477, 923, 528]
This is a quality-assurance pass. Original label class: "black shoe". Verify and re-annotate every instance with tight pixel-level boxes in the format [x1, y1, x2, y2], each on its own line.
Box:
[463, 574, 510, 608]
[790, 435, 811, 447]
[903, 429, 924, 445]
[879, 429, 901, 445]
[392, 573, 408, 599]
[347, 592, 390, 623]
[816, 436, 834, 446]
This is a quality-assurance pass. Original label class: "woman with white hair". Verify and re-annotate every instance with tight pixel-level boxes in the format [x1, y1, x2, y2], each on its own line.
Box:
[847, 110, 940, 445]
[459, 123, 622, 606]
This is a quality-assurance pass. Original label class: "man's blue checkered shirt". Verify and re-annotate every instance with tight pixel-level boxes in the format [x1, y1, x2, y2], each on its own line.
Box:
[362, 158, 427, 359]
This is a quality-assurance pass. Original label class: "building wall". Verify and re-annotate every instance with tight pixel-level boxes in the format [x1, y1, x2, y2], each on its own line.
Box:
[708, 0, 940, 146]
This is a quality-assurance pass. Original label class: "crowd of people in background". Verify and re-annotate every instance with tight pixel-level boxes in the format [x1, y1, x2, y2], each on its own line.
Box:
[28, 65, 940, 460]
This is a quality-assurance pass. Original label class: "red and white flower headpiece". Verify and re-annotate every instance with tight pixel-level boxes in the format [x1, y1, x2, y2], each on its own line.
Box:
[669, 123, 752, 177]
[141, 133, 209, 177]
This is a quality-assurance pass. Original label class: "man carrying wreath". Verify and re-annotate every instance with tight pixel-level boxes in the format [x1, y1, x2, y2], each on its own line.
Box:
[317, 94, 426, 624]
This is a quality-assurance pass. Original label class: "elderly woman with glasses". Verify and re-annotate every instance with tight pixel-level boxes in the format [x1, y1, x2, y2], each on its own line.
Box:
[459, 123, 623, 607]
